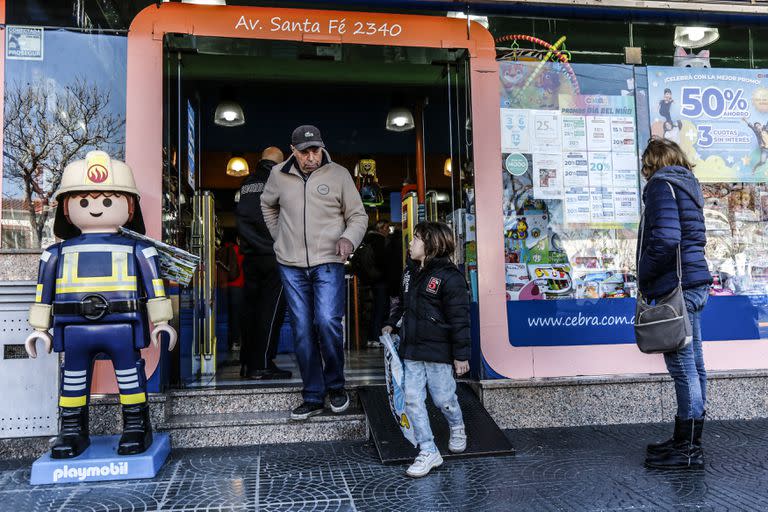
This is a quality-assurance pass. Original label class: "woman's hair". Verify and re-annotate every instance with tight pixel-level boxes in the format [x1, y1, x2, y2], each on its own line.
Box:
[641, 136, 694, 178]
[413, 221, 455, 263]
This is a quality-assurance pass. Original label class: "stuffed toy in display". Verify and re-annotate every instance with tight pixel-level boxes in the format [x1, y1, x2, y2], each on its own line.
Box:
[673, 47, 711, 68]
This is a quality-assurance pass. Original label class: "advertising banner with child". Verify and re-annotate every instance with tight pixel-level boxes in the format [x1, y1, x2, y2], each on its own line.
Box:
[648, 66, 768, 183]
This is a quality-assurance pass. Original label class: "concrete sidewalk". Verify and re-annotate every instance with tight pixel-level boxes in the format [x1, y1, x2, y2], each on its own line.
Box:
[1, 419, 766, 511]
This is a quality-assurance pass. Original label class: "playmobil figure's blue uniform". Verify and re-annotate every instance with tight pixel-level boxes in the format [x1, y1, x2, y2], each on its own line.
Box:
[34, 233, 166, 408]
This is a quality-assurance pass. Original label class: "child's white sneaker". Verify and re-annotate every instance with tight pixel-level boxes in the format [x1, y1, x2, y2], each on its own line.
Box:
[406, 450, 443, 477]
[449, 425, 467, 453]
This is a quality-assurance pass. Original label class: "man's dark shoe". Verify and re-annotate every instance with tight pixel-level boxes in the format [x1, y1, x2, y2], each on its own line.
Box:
[290, 402, 324, 421]
[247, 369, 271, 380]
[329, 389, 350, 413]
[645, 416, 704, 469]
[267, 367, 292, 380]
[51, 406, 90, 459]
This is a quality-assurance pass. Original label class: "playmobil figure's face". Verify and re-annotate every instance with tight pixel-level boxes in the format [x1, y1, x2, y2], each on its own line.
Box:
[66, 192, 131, 233]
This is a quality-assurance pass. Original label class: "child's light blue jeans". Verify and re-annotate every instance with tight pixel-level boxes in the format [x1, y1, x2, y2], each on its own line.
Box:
[403, 359, 464, 454]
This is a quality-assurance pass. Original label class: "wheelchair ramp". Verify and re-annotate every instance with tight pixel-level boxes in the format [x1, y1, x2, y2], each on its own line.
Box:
[358, 383, 515, 464]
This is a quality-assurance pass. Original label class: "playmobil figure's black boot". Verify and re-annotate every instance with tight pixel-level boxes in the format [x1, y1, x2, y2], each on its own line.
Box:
[51, 406, 90, 459]
[117, 403, 153, 455]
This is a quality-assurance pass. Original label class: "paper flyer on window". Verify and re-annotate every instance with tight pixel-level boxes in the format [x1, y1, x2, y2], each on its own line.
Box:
[500, 108, 530, 153]
[531, 110, 562, 154]
[562, 115, 588, 152]
[533, 153, 564, 200]
[648, 66, 768, 183]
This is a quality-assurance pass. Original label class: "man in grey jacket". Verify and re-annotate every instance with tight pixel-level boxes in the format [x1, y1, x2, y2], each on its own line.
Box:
[261, 125, 368, 420]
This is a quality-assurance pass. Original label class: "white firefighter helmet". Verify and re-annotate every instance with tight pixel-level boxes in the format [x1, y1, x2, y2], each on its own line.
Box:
[54, 150, 140, 200]
[53, 151, 146, 239]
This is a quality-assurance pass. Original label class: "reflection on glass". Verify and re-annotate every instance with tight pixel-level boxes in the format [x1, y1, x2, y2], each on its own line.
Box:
[1, 30, 126, 250]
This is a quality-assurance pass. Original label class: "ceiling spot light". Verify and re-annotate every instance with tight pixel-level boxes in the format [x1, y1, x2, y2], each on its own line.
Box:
[215, 100, 245, 127]
[386, 107, 415, 132]
[673, 26, 719, 48]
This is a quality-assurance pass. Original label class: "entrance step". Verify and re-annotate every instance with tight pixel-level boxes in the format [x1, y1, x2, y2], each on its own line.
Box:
[160, 385, 367, 449]
[162, 409, 367, 448]
[167, 386, 360, 415]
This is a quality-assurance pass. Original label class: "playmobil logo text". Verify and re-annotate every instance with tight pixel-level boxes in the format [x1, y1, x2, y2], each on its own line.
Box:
[52, 462, 129, 482]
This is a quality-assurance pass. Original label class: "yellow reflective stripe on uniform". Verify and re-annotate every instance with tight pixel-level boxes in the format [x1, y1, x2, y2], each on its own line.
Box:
[119, 392, 147, 405]
[152, 279, 165, 297]
[59, 395, 87, 407]
[56, 284, 138, 293]
[61, 244, 133, 254]
[35, 284, 43, 303]
[56, 251, 137, 294]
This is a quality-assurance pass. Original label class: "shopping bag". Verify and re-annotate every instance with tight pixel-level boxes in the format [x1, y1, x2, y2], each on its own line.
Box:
[380, 333, 417, 447]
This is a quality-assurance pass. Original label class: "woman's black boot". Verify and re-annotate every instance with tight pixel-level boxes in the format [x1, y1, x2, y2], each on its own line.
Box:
[645, 416, 704, 469]
[646, 417, 681, 456]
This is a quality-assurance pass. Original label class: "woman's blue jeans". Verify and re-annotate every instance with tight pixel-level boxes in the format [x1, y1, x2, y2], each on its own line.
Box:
[663, 284, 710, 420]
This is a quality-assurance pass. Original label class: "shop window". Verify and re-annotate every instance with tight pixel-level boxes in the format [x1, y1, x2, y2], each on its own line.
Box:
[500, 61, 640, 304]
[499, 59, 768, 347]
[1, 29, 127, 250]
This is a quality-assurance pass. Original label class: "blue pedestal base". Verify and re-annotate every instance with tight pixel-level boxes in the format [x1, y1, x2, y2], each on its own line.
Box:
[30, 433, 170, 485]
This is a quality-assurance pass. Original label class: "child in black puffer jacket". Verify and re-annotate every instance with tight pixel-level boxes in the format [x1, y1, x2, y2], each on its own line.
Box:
[383, 221, 470, 478]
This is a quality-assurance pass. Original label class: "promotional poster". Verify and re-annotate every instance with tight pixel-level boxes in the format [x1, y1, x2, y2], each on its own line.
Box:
[648, 67, 768, 183]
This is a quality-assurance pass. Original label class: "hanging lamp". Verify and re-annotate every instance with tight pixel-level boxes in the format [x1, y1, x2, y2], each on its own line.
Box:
[226, 155, 249, 177]
[385, 107, 415, 132]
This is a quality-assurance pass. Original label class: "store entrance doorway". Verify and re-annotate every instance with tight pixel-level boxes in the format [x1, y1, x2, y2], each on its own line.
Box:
[162, 35, 474, 388]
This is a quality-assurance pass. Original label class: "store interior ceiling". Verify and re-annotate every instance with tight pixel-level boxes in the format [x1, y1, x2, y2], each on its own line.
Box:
[168, 36, 468, 220]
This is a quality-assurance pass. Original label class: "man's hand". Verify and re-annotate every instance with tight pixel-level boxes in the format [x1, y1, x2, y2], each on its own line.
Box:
[336, 237, 354, 259]
[381, 325, 393, 335]
[454, 360, 469, 376]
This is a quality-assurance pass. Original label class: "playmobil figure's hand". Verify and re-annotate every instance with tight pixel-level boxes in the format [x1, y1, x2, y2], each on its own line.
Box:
[151, 322, 177, 351]
[25, 330, 52, 358]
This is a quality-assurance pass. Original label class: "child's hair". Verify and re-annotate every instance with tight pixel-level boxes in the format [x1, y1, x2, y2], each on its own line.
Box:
[664, 88, 672, 95]
[413, 221, 455, 263]
[641, 136, 694, 179]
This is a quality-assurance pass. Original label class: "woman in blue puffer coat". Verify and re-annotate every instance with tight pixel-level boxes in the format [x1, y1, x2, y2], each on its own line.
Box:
[637, 137, 713, 469]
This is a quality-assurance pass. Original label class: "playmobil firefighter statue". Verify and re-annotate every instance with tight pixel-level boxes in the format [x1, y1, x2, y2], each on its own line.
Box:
[24, 150, 177, 459]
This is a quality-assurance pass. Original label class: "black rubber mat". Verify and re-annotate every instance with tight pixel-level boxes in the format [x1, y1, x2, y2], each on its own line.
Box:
[358, 383, 515, 464]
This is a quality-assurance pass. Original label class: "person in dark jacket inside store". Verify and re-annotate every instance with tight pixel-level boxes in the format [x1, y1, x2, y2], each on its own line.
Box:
[235, 147, 291, 380]
[360, 220, 390, 346]
[383, 221, 470, 478]
[637, 137, 713, 469]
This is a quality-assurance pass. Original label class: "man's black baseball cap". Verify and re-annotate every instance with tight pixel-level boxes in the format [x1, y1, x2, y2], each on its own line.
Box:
[291, 125, 325, 151]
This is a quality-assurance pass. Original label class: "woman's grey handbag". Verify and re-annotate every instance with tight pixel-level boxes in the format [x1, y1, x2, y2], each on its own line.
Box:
[635, 182, 693, 354]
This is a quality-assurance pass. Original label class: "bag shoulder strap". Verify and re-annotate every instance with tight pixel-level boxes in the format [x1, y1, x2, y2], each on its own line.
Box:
[637, 180, 682, 292]
[665, 182, 683, 283]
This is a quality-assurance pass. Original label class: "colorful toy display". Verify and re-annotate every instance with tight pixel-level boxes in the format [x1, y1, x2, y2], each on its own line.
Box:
[24, 151, 177, 459]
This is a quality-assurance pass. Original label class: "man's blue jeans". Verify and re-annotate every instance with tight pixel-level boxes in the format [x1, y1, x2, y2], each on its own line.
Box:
[279, 263, 346, 404]
[663, 284, 710, 420]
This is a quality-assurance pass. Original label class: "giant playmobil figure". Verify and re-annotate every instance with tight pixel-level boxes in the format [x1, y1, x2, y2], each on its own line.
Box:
[25, 150, 177, 459]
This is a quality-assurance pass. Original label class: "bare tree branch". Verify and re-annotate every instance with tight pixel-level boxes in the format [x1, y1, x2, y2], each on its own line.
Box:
[3, 76, 125, 248]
